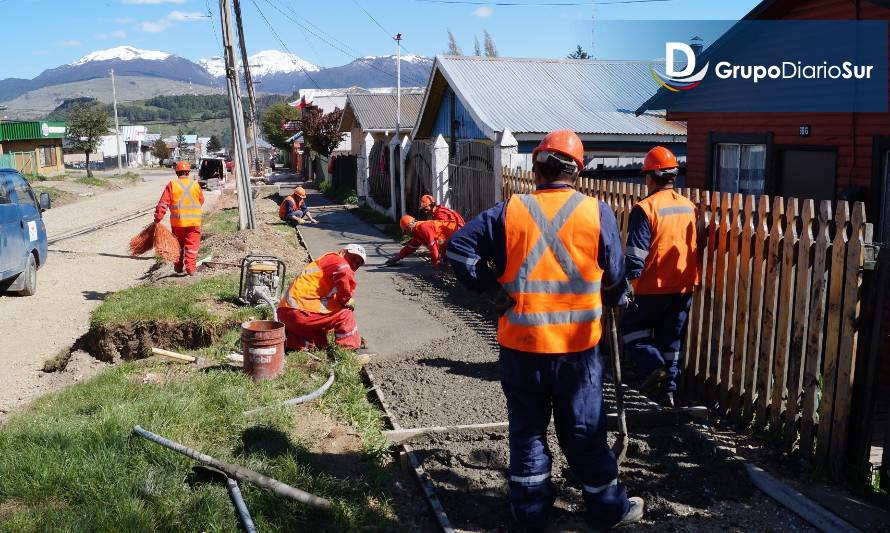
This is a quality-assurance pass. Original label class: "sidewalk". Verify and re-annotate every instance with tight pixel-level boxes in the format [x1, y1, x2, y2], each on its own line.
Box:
[295, 189, 452, 358]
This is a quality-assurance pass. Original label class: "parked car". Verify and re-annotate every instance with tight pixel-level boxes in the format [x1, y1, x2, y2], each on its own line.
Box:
[197, 157, 227, 189]
[0, 169, 51, 296]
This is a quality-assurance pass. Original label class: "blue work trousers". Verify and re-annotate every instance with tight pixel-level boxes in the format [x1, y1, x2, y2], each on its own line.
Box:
[620, 293, 693, 392]
[499, 346, 629, 529]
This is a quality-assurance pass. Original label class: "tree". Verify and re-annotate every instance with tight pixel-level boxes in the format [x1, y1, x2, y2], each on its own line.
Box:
[446, 29, 462, 56]
[66, 103, 109, 177]
[302, 107, 344, 158]
[473, 35, 481, 56]
[261, 102, 302, 151]
[176, 129, 187, 151]
[483, 30, 497, 57]
[207, 135, 222, 153]
[151, 138, 171, 162]
[568, 45, 590, 59]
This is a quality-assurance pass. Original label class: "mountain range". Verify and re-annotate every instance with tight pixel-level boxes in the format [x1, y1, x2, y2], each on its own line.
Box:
[0, 46, 433, 116]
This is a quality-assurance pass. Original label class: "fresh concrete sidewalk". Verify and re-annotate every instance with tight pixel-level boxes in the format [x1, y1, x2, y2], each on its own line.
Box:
[294, 190, 451, 358]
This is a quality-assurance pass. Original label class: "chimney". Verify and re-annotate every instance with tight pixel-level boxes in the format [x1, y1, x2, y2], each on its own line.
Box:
[690, 36, 704, 57]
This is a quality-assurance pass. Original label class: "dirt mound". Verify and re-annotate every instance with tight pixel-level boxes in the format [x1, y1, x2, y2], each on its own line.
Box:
[74, 320, 226, 362]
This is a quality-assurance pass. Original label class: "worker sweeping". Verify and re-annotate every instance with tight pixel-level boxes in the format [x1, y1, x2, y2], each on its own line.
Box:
[154, 161, 205, 275]
[384, 215, 458, 267]
[277, 244, 366, 351]
[621, 146, 699, 407]
[446, 129, 643, 530]
[419, 194, 465, 227]
[279, 186, 317, 226]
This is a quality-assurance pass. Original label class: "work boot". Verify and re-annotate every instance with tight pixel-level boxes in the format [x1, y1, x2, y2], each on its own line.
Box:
[639, 368, 670, 397]
[613, 497, 644, 528]
[655, 391, 676, 408]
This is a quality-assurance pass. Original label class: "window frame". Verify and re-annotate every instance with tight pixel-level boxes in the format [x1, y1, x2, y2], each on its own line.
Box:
[11, 173, 39, 211]
[705, 132, 774, 194]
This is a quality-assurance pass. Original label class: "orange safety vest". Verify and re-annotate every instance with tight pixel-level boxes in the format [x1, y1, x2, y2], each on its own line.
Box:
[169, 178, 202, 228]
[279, 252, 348, 314]
[630, 189, 699, 295]
[278, 195, 302, 221]
[497, 189, 604, 354]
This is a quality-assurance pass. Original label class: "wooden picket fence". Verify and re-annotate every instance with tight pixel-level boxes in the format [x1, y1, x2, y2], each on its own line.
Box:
[503, 169, 871, 476]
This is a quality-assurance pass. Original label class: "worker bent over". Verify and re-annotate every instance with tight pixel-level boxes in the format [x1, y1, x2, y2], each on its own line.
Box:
[447, 130, 643, 530]
[277, 244, 366, 351]
[154, 161, 205, 275]
[419, 194, 465, 227]
[384, 215, 458, 267]
[279, 186, 317, 226]
[622, 146, 699, 407]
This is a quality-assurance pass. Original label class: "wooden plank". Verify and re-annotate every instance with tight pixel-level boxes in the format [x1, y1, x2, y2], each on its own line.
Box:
[683, 189, 704, 399]
[816, 202, 849, 466]
[731, 195, 755, 423]
[800, 201, 831, 460]
[828, 202, 865, 478]
[771, 198, 798, 438]
[697, 192, 719, 401]
[743, 196, 770, 425]
[708, 193, 731, 408]
[784, 199, 814, 452]
[755, 197, 785, 432]
[719, 193, 742, 410]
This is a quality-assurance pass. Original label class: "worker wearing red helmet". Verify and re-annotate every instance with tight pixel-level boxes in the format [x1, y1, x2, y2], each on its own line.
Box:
[621, 146, 699, 407]
[154, 161, 205, 275]
[384, 215, 459, 267]
[277, 244, 367, 351]
[446, 129, 643, 530]
[279, 186, 317, 226]
[419, 194, 465, 227]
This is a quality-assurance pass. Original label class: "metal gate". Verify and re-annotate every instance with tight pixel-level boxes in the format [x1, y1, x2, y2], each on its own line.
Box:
[448, 141, 494, 219]
[368, 141, 391, 209]
[405, 141, 432, 218]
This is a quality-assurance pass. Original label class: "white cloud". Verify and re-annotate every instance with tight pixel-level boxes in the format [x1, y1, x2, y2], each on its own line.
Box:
[472, 6, 493, 18]
[123, 0, 186, 4]
[57, 40, 82, 47]
[136, 11, 204, 32]
[115, 17, 134, 24]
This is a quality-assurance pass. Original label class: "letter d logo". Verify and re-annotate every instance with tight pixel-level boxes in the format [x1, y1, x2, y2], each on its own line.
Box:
[666, 42, 696, 77]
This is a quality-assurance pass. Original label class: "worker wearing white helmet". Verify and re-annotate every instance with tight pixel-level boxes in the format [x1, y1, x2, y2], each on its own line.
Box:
[277, 244, 367, 351]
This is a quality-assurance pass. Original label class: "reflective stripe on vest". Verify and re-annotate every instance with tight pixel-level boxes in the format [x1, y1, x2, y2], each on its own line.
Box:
[170, 178, 202, 227]
[632, 189, 699, 295]
[497, 190, 604, 354]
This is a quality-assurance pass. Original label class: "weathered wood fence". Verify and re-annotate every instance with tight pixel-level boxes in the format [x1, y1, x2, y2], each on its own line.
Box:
[503, 169, 871, 476]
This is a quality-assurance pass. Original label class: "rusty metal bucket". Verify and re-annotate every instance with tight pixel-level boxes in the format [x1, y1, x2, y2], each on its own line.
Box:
[241, 320, 285, 381]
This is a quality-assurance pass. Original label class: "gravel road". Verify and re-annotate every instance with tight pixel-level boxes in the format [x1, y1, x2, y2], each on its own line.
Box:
[0, 170, 218, 419]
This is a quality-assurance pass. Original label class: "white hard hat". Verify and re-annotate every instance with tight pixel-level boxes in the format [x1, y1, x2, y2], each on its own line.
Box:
[343, 243, 367, 264]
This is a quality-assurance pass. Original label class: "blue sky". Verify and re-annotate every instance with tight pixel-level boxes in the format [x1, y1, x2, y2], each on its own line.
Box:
[2, 0, 760, 79]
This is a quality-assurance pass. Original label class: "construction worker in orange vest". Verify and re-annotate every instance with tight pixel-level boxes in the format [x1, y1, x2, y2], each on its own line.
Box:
[277, 244, 366, 351]
[447, 130, 643, 530]
[419, 194, 466, 227]
[384, 215, 458, 267]
[154, 161, 205, 275]
[622, 146, 699, 407]
[279, 186, 318, 226]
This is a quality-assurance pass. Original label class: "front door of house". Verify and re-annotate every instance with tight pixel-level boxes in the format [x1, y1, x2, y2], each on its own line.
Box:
[778, 148, 837, 202]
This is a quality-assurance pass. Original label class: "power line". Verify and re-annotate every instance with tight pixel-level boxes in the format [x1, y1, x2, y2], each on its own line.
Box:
[248, 0, 322, 89]
[411, 0, 673, 5]
[349, 0, 418, 56]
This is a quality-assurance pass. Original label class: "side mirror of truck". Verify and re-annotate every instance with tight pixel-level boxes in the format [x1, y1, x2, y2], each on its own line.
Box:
[39, 192, 51, 211]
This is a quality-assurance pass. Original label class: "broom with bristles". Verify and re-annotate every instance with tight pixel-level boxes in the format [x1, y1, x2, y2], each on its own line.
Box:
[129, 222, 182, 264]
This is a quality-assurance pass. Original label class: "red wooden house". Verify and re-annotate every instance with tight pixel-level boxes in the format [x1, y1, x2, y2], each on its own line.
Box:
[637, 0, 890, 394]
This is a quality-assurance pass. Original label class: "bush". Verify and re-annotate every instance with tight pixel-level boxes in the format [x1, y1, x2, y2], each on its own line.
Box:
[317, 181, 358, 205]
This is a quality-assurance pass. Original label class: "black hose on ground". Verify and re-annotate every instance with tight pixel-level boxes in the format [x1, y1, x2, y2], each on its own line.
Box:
[242, 370, 336, 417]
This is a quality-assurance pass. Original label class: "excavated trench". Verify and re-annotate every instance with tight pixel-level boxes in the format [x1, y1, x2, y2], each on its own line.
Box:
[74, 320, 231, 362]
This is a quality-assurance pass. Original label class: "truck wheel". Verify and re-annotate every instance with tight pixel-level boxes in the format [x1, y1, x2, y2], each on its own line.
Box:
[17, 254, 37, 296]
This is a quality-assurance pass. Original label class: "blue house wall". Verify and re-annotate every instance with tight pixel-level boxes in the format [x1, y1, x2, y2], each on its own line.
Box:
[430, 86, 488, 141]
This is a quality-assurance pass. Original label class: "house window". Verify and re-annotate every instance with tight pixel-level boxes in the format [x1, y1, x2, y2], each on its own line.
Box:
[714, 143, 766, 195]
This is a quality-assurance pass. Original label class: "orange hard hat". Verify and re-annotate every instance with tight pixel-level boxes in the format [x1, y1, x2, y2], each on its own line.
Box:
[532, 129, 584, 170]
[399, 214, 416, 232]
[175, 161, 191, 173]
[294, 186, 307, 198]
[642, 146, 679, 172]
[420, 194, 435, 208]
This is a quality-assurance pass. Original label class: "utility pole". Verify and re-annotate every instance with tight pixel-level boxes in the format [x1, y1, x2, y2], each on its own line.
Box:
[219, 0, 256, 230]
[110, 69, 123, 174]
[395, 33, 402, 138]
[232, 0, 261, 176]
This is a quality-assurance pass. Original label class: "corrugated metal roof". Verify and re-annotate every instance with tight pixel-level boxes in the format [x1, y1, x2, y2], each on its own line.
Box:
[415, 56, 686, 140]
[343, 93, 424, 132]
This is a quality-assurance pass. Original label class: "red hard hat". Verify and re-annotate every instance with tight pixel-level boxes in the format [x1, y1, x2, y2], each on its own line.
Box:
[532, 129, 584, 170]
[175, 161, 191, 173]
[642, 146, 679, 172]
[399, 214, 416, 232]
[420, 194, 435, 208]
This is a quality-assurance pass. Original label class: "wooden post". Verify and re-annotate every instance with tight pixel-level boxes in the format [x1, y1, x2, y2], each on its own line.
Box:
[743, 196, 770, 425]
[731, 195, 755, 423]
[755, 196, 784, 431]
[698, 192, 719, 401]
[771, 198, 798, 438]
[708, 193, 731, 408]
[720, 193, 742, 410]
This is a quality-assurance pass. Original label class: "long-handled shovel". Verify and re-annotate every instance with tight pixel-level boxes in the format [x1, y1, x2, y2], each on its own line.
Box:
[607, 307, 629, 466]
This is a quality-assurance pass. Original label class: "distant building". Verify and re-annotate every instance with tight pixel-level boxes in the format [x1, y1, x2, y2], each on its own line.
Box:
[0, 121, 67, 175]
[339, 90, 425, 154]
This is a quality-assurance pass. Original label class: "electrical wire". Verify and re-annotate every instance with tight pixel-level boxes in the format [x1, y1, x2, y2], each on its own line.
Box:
[248, 0, 323, 89]
[349, 0, 419, 56]
[412, 0, 672, 4]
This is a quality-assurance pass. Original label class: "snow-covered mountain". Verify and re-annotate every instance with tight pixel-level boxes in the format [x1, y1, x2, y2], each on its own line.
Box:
[71, 46, 172, 66]
[199, 50, 319, 79]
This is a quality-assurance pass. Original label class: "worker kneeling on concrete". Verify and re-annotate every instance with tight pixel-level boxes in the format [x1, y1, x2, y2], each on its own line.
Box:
[622, 146, 699, 407]
[447, 129, 643, 530]
[154, 161, 205, 275]
[279, 186, 318, 226]
[277, 244, 366, 351]
[419, 194, 466, 227]
[384, 215, 458, 267]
